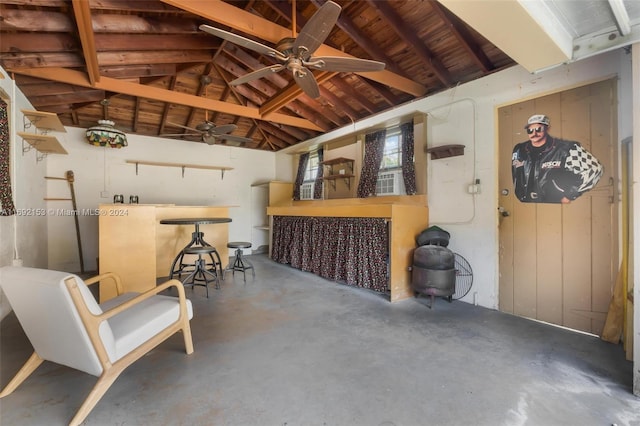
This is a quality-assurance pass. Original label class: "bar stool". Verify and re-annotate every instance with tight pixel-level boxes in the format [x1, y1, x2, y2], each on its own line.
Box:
[179, 246, 221, 298]
[225, 241, 255, 282]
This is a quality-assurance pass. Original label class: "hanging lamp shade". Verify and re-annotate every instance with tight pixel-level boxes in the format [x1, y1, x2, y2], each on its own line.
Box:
[86, 119, 128, 148]
[86, 99, 127, 148]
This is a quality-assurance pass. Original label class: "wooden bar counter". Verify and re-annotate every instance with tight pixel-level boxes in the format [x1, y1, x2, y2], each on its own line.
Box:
[98, 204, 231, 301]
[267, 195, 428, 302]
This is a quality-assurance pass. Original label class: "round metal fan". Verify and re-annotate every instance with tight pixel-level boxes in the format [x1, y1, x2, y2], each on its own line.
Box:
[452, 253, 473, 300]
[199, 0, 385, 99]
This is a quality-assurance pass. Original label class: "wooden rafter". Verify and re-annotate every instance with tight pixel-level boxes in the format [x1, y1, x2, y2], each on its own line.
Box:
[260, 72, 336, 118]
[430, 2, 494, 73]
[309, 0, 406, 77]
[366, 0, 452, 88]
[34, 1, 88, 87]
[7, 67, 324, 131]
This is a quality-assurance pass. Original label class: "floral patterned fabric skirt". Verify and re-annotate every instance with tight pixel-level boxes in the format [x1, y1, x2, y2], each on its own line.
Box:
[271, 216, 389, 293]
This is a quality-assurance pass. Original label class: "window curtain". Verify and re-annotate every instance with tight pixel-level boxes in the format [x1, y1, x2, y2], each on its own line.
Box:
[0, 99, 15, 216]
[292, 152, 309, 201]
[271, 216, 389, 292]
[400, 121, 417, 195]
[313, 148, 324, 199]
[356, 129, 386, 198]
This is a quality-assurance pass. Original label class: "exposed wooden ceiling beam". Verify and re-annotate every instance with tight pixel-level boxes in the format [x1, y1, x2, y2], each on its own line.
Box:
[160, 0, 427, 97]
[366, 0, 452, 87]
[318, 87, 360, 121]
[260, 72, 336, 118]
[100, 64, 177, 79]
[309, 0, 406, 77]
[330, 77, 378, 114]
[71, 0, 101, 85]
[430, 2, 494, 73]
[7, 67, 324, 131]
[215, 63, 279, 151]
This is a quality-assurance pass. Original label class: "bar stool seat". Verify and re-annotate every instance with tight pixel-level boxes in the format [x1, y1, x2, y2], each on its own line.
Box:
[179, 246, 221, 297]
[225, 241, 255, 281]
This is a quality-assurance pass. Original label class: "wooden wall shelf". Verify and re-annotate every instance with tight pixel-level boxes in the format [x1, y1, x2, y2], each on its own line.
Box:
[126, 160, 233, 178]
[321, 157, 354, 167]
[426, 144, 465, 159]
[322, 157, 354, 190]
[21, 109, 66, 132]
[17, 132, 68, 162]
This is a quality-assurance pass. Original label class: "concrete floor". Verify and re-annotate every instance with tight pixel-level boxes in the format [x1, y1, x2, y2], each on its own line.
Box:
[1, 254, 639, 426]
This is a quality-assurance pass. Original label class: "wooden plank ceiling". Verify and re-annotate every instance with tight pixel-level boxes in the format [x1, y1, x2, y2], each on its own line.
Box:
[0, 0, 515, 151]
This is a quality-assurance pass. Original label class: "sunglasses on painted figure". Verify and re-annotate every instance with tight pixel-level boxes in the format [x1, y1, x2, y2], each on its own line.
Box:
[526, 126, 545, 135]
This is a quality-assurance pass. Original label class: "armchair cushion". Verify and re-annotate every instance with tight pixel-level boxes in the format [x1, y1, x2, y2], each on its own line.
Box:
[100, 293, 193, 360]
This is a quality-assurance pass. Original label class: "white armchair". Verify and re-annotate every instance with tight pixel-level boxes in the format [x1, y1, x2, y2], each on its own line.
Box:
[0, 266, 194, 426]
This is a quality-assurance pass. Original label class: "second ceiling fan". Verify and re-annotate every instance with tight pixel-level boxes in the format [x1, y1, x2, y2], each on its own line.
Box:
[200, 0, 385, 99]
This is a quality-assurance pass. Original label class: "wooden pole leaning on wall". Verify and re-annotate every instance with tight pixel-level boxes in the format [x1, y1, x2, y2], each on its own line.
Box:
[44, 171, 85, 274]
[66, 171, 85, 274]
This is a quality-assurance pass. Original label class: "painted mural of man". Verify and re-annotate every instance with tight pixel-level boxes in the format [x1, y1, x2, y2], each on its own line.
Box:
[511, 114, 604, 204]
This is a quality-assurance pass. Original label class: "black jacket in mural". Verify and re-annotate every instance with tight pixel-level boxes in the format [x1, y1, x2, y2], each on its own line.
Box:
[511, 136, 604, 203]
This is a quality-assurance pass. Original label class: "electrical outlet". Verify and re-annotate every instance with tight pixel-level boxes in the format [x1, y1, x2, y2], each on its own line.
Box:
[467, 184, 481, 194]
[12, 258, 23, 266]
[100, 191, 110, 198]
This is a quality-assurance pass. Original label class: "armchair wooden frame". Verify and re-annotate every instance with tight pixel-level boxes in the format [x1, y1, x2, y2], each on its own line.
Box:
[0, 272, 194, 426]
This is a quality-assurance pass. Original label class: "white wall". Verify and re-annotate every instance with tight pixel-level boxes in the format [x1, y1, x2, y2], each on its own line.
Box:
[45, 128, 278, 273]
[278, 48, 634, 310]
[0, 69, 50, 319]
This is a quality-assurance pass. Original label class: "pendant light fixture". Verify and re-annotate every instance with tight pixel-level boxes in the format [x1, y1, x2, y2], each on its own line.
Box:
[86, 99, 128, 148]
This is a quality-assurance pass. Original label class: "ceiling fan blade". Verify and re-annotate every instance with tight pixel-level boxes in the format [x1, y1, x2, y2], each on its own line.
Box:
[159, 133, 202, 137]
[231, 64, 285, 86]
[293, 68, 320, 99]
[293, 1, 341, 58]
[202, 134, 217, 145]
[209, 123, 237, 135]
[166, 122, 201, 133]
[199, 25, 287, 60]
[306, 56, 386, 73]
[218, 134, 253, 144]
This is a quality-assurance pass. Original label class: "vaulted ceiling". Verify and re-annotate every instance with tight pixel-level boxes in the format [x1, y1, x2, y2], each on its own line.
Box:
[0, 0, 515, 151]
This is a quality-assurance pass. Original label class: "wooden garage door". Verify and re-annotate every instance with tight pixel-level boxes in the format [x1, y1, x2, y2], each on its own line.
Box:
[498, 79, 618, 335]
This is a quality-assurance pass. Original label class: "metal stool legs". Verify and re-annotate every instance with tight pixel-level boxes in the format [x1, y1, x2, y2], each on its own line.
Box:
[178, 246, 221, 298]
[225, 242, 254, 282]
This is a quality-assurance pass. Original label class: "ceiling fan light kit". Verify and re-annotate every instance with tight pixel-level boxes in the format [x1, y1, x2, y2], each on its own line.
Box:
[199, 0, 385, 99]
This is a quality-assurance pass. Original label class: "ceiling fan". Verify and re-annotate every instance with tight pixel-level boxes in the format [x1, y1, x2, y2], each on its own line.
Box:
[160, 75, 252, 145]
[162, 121, 253, 145]
[199, 0, 385, 99]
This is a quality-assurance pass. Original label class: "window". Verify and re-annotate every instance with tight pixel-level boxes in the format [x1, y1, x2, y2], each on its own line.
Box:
[380, 128, 402, 170]
[300, 151, 320, 200]
[376, 128, 405, 195]
[303, 151, 320, 182]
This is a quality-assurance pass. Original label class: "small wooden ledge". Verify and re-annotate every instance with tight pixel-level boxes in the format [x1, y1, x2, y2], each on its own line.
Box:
[426, 144, 465, 159]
